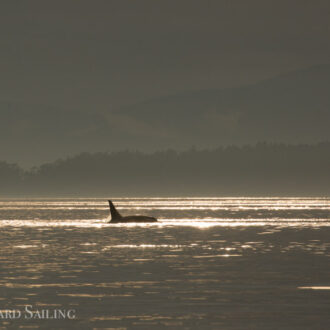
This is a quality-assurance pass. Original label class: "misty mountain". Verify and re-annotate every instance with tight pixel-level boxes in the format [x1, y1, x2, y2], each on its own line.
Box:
[0, 64, 329, 166]
[117, 64, 330, 146]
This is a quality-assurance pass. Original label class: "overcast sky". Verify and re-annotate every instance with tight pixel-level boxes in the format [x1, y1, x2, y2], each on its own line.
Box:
[1, 0, 329, 112]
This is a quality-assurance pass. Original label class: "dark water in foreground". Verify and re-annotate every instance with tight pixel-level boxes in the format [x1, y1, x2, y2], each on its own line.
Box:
[0, 198, 329, 329]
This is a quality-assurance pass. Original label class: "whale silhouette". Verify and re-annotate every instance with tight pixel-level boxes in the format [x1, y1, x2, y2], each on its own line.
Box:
[107, 200, 157, 223]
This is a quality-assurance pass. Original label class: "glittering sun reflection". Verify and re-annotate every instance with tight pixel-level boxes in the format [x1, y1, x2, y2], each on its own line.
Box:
[1, 217, 329, 229]
[0, 197, 329, 228]
[298, 286, 330, 290]
[107, 244, 183, 248]
[0, 198, 329, 328]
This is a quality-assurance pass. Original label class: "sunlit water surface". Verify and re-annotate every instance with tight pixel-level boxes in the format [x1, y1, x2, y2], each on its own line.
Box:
[0, 198, 329, 329]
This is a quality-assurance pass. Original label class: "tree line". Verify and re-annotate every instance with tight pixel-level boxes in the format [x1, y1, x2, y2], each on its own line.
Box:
[1, 142, 329, 196]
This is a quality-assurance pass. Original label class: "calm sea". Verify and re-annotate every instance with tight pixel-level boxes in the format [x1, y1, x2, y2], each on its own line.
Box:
[0, 198, 329, 329]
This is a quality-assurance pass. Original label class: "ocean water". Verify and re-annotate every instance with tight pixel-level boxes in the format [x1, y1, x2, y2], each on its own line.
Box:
[0, 198, 329, 329]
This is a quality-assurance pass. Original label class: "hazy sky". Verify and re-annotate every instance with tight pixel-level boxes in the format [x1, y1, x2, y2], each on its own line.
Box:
[1, 0, 330, 111]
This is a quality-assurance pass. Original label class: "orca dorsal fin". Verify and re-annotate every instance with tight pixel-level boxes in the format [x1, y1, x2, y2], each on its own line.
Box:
[108, 200, 122, 221]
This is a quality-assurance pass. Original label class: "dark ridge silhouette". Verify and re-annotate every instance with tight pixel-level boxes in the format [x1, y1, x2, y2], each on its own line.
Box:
[108, 200, 157, 223]
[0, 142, 329, 196]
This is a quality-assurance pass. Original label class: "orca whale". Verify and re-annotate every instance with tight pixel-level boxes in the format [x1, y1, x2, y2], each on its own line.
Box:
[107, 200, 157, 223]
